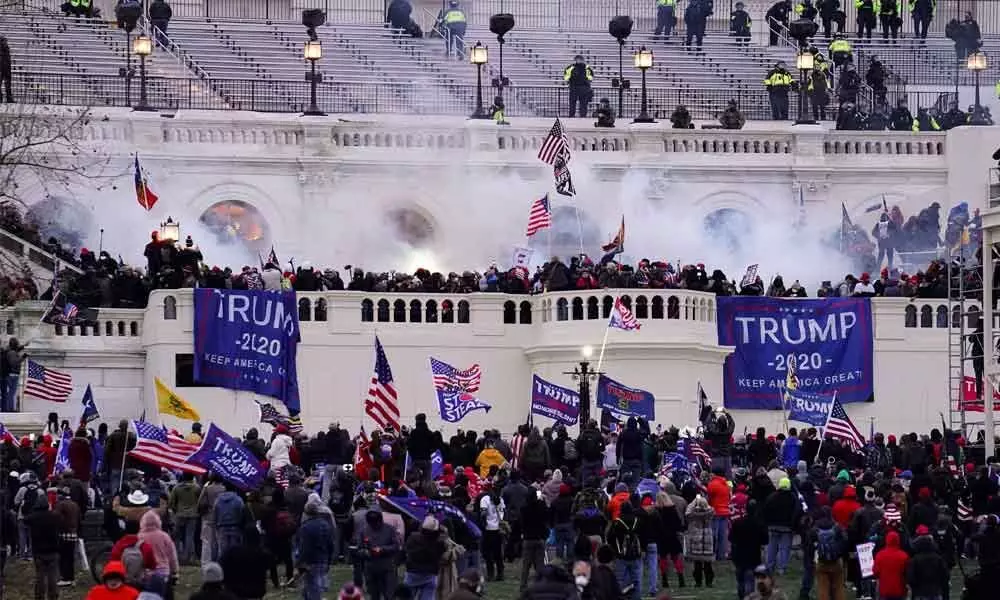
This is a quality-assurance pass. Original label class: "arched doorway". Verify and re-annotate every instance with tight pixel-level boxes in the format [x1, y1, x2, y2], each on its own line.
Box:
[199, 200, 270, 253]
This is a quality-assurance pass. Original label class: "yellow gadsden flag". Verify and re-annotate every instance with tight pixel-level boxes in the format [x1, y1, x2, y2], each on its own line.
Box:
[155, 377, 201, 421]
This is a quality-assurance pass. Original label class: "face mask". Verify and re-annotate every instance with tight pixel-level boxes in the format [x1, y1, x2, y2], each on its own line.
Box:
[575, 575, 590, 588]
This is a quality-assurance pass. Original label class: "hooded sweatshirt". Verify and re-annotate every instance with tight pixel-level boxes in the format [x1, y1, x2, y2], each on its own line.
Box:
[873, 531, 909, 598]
[832, 486, 861, 528]
[266, 433, 293, 470]
[138, 511, 178, 578]
[906, 534, 948, 597]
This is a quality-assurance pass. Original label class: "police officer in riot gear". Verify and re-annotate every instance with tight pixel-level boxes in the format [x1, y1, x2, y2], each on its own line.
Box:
[563, 54, 594, 117]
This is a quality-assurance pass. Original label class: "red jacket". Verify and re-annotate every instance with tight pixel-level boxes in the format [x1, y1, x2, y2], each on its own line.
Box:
[873, 531, 909, 598]
[707, 476, 732, 517]
[110, 535, 157, 571]
[831, 486, 861, 528]
[68, 438, 93, 482]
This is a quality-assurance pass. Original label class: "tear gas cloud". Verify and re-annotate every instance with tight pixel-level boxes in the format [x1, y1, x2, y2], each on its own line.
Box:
[86, 160, 852, 289]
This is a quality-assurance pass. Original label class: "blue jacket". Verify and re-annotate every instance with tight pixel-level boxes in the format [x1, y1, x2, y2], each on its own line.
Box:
[782, 437, 801, 468]
[297, 515, 335, 566]
[213, 491, 245, 529]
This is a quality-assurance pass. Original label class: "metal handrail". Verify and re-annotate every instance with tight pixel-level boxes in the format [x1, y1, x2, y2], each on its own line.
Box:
[142, 18, 212, 82]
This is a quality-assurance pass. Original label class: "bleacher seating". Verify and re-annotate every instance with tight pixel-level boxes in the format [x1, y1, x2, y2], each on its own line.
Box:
[1, 0, 981, 119]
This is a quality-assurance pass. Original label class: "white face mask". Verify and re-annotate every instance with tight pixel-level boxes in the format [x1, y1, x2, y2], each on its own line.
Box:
[575, 575, 590, 588]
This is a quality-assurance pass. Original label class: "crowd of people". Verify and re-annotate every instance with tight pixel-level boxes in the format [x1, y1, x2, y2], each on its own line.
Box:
[1, 408, 1000, 600]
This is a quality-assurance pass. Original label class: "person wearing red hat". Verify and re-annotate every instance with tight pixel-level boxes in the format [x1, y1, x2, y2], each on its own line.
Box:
[853, 272, 876, 297]
[83, 561, 139, 600]
[906, 524, 948, 600]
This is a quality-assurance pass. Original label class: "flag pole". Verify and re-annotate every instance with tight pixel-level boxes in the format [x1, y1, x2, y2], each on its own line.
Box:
[781, 390, 790, 433]
[595, 308, 614, 373]
[15, 358, 26, 412]
[814, 390, 836, 464]
[574, 205, 585, 258]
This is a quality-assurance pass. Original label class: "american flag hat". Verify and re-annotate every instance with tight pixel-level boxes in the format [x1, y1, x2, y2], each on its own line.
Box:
[883, 502, 902, 524]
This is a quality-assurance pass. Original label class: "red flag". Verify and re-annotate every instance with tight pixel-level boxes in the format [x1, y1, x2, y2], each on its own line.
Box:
[354, 427, 374, 480]
[134, 155, 159, 211]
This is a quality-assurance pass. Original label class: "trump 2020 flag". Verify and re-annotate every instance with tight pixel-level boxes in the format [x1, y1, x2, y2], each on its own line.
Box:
[193, 289, 301, 412]
[786, 389, 834, 427]
[404, 449, 445, 480]
[187, 423, 265, 491]
[609, 297, 640, 331]
[52, 427, 72, 476]
[430, 357, 491, 423]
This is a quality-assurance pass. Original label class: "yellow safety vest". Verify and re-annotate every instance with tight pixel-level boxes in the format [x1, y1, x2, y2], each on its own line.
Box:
[764, 71, 793, 88]
[492, 108, 505, 123]
[995, 80, 1000, 98]
[855, 0, 880, 11]
[563, 64, 594, 82]
[656, 0, 676, 6]
[912, 115, 940, 131]
[443, 9, 466, 23]
[829, 39, 851, 54]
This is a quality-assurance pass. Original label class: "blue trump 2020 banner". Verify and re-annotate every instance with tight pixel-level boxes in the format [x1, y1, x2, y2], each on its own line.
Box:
[188, 423, 265, 491]
[193, 289, 301, 412]
[716, 297, 874, 409]
[596, 374, 655, 421]
[531, 375, 580, 426]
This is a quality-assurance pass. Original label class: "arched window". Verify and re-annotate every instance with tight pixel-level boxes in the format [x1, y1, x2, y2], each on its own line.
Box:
[519, 301, 532, 324]
[586, 297, 599, 320]
[393, 300, 406, 323]
[426, 300, 438, 323]
[952, 305, 961, 328]
[298, 298, 312, 322]
[130, 322, 139, 336]
[4, 319, 12, 334]
[105, 321, 113, 336]
[361, 299, 374, 322]
[541, 299, 549, 323]
[936, 305, 948, 328]
[920, 304, 933, 328]
[315, 298, 327, 322]
[620, 295, 632, 310]
[571, 297, 584, 320]
[556, 298, 569, 321]
[635, 296, 648, 319]
[967, 305, 981, 330]
[904, 304, 917, 328]
[602, 295, 613, 318]
[652, 296, 664, 319]
[503, 301, 516, 324]
[79, 325, 88, 336]
[91, 322, 100, 336]
[668, 296, 680, 319]
[66, 325, 74, 336]
[117, 321, 126, 336]
[163, 295, 177, 320]
[377, 299, 390, 322]
[457, 300, 470, 323]
[409, 300, 422, 323]
[442, 300, 454, 323]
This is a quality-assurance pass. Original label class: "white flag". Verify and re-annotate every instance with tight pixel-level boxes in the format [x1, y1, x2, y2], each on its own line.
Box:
[511, 246, 534, 268]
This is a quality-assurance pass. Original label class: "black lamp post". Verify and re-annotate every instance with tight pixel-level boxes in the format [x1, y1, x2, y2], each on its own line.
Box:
[132, 34, 154, 112]
[489, 14, 513, 107]
[968, 51, 990, 125]
[564, 345, 601, 428]
[795, 47, 816, 124]
[121, 30, 134, 106]
[303, 40, 325, 116]
[609, 16, 633, 119]
[469, 41, 489, 118]
[633, 46, 655, 123]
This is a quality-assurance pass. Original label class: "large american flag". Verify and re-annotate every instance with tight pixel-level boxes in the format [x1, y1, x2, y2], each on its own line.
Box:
[537, 119, 570, 165]
[258, 402, 304, 435]
[609, 297, 641, 331]
[365, 337, 400, 433]
[130, 420, 205, 474]
[430, 357, 481, 394]
[824, 397, 864, 451]
[525, 194, 552, 237]
[24, 360, 73, 403]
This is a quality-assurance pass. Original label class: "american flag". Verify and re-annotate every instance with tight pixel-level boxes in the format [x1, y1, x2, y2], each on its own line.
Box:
[609, 297, 641, 331]
[957, 498, 973, 521]
[366, 337, 400, 433]
[679, 438, 711, 465]
[257, 402, 303, 435]
[129, 420, 204, 475]
[430, 357, 481, 394]
[537, 118, 570, 165]
[0, 423, 15, 444]
[785, 355, 799, 394]
[525, 194, 552, 237]
[883, 502, 902, 523]
[24, 360, 73, 403]
[824, 397, 864, 451]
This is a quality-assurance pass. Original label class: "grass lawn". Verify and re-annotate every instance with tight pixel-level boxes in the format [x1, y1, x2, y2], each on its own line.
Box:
[1, 556, 974, 599]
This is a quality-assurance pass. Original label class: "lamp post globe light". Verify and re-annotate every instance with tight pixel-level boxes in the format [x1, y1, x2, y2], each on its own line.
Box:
[564, 345, 599, 428]
[132, 34, 154, 112]
[794, 49, 815, 125]
[469, 41, 489, 119]
[159, 216, 180, 242]
[303, 40, 325, 117]
[633, 46, 655, 123]
[968, 51, 989, 126]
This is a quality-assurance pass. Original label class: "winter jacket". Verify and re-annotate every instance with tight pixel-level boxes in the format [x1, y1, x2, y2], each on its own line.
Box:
[168, 481, 201, 519]
[520, 565, 581, 600]
[520, 497, 549, 541]
[655, 505, 684, 555]
[638, 507, 664, 548]
[25, 507, 61, 555]
[906, 535, 949, 597]
[404, 528, 447, 575]
[606, 514, 640, 560]
[831, 487, 861, 528]
[706, 475, 731, 517]
[730, 515, 768, 569]
[138, 511, 178, 577]
[685, 502, 716, 561]
[873, 531, 908, 598]
[617, 418, 643, 462]
[763, 489, 800, 530]
[68, 437, 93, 481]
[407, 422, 437, 460]
[474, 447, 506, 478]
[607, 491, 631, 521]
[297, 513, 334, 566]
[85, 582, 140, 600]
[266, 433, 293, 470]
[213, 492, 246, 530]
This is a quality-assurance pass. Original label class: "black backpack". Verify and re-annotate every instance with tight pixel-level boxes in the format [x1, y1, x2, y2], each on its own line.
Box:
[615, 518, 642, 560]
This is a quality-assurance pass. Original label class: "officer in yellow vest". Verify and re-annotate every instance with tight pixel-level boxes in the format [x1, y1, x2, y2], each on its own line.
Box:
[829, 34, 853, 74]
[764, 61, 794, 120]
[563, 55, 594, 118]
[654, 0, 677, 38]
[437, 0, 467, 59]
[855, 0, 878, 39]
[490, 95, 508, 125]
